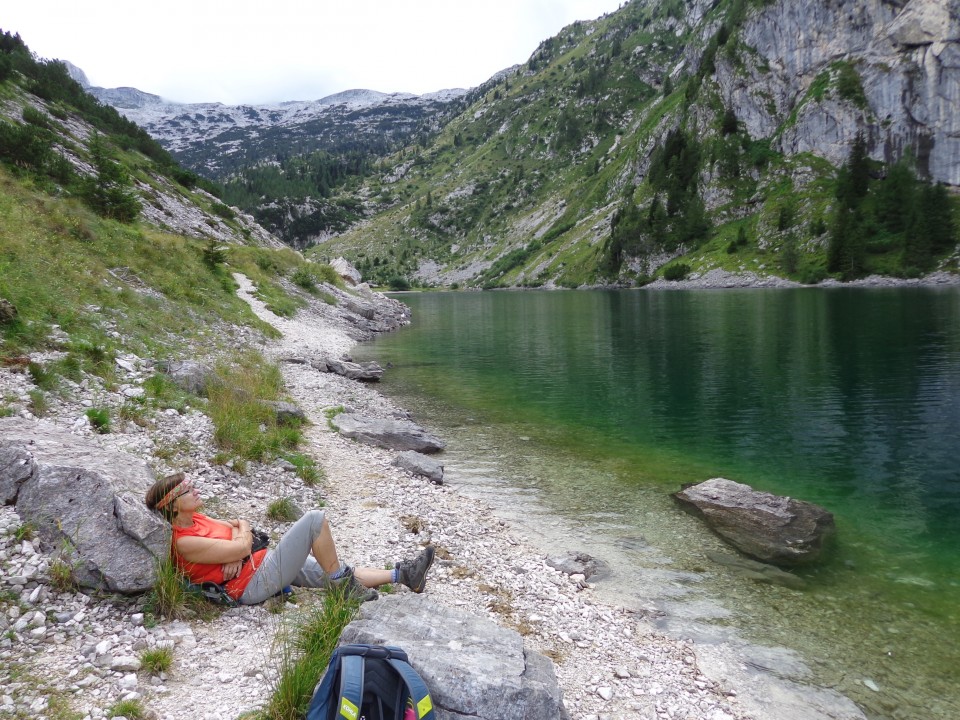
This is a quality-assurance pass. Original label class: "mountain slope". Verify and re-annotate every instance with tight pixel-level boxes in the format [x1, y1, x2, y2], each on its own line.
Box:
[83, 77, 468, 179]
[311, 0, 959, 288]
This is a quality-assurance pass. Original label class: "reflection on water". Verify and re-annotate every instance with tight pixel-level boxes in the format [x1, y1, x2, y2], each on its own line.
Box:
[356, 288, 960, 720]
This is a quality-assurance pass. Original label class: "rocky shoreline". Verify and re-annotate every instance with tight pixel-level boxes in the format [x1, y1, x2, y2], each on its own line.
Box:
[0, 274, 874, 720]
[643, 269, 960, 291]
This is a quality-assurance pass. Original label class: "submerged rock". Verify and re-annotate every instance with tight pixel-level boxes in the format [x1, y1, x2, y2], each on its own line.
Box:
[330, 413, 445, 453]
[392, 451, 444, 484]
[673, 478, 835, 566]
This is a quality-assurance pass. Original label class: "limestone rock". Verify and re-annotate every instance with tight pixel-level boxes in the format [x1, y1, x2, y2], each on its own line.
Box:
[546, 551, 610, 581]
[338, 595, 570, 720]
[155, 360, 214, 397]
[0, 298, 17, 325]
[0, 418, 167, 592]
[330, 413, 445, 453]
[325, 358, 384, 382]
[261, 400, 306, 426]
[392, 451, 444, 484]
[673, 478, 835, 566]
[330, 257, 363, 286]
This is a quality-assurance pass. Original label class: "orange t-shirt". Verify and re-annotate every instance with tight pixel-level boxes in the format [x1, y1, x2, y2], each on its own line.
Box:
[171, 513, 267, 599]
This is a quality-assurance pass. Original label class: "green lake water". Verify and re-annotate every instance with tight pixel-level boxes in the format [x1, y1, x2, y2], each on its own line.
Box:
[353, 288, 960, 720]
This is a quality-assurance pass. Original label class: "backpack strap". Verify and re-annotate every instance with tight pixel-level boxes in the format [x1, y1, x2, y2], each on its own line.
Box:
[386, 657, 435, 720]
[336, 654, 364, 720]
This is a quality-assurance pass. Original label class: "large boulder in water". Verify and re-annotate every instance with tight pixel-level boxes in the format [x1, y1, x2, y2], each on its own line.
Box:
[338, 595, 570, 720]
[672, 478, 835, 566]
[330, 413, 445, 453]
[0, 418, 167, 593]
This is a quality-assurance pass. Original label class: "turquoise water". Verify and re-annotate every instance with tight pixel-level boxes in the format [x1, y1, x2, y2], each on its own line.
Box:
[355, 288, 960, 720]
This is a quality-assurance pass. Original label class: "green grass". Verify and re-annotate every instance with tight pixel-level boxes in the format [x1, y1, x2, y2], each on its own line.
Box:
[13, 522, 36, 542]
[144, 556, 209, 621]
[284, 453, 324, 486]
[139, 647, 174, 674]
[107, 699, 146, 720]
[257, 585, 361, 720]
[207, 352, 303, 462]
[266, 497, 299, 522]
[85, 407, 111, 433]
[0, 165, 283, 359]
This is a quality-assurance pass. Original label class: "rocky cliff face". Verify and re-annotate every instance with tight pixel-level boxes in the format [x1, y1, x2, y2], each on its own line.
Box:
[718, 0, 960, 184]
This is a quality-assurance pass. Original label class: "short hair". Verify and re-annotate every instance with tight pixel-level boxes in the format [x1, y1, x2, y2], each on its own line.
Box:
[145, 472, 186, 520]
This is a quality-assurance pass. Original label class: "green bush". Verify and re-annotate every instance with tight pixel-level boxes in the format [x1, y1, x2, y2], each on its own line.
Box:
[663, 263, 691, 281]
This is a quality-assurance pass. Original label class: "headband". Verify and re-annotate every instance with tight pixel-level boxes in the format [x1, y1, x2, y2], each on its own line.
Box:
[155, 477, 193, 511]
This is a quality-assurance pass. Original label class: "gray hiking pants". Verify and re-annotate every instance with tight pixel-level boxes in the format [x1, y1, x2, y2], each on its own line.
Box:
[239, 509, 333, 605]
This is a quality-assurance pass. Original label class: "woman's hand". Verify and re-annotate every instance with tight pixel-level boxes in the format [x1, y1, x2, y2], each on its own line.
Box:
[221, 560, 244, 581]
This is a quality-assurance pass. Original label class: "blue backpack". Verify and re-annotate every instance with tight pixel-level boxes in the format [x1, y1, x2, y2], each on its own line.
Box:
[306, 644, 435, 720]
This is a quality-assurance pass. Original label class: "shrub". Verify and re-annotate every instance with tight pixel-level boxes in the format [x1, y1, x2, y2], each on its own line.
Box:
[291, 266, 317, 291]
[663, 263, 691, 281]
[387, 276, 411, 291]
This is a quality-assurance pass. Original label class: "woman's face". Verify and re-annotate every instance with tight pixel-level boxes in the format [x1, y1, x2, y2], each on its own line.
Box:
[172, 478, 202, 514]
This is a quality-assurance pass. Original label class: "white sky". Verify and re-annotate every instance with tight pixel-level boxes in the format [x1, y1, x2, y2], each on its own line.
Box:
[4, 0, 625, 105]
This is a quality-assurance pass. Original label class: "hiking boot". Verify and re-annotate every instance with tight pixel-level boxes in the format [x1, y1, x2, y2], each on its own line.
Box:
[396, 545, 435, 593]
[334, 567, 378, 603]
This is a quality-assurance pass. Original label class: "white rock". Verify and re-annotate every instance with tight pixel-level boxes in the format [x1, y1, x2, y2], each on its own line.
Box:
[597, 686, 614, 701]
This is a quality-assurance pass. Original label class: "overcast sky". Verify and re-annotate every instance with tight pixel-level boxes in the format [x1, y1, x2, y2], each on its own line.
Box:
[5, 0, 624, 105]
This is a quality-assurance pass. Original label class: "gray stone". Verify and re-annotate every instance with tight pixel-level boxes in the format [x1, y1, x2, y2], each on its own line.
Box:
[0, 298, 17, 325]
[330, 257, 363, 286]
[155, 360, 214, 397]
[325, 358, 384, 382]
[0, 445, 36, 504]
[261, 400, 306, 426]
[673, 478, 835, 566]
[704, 551, 808, 590]
[392, 451, 444, 484]
[546, 551, 610, 581]
[338, 595, 569, 720]
[0, 418, 168, 593]
[330, 413, 445, 454]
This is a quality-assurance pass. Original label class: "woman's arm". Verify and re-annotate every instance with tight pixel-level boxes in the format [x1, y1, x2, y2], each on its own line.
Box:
[175, 521, 252, 565]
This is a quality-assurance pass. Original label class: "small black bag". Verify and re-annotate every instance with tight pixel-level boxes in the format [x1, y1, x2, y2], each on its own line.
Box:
[250, 528, 270, 554]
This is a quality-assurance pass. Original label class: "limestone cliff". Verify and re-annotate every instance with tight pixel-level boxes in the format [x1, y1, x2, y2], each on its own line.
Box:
[718, 0, 960, 184]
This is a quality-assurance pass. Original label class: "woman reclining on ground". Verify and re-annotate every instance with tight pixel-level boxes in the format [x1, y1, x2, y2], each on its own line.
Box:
[145, 472, 434, 604]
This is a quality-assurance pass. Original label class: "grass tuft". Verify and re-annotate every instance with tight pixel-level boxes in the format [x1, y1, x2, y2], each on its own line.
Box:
[85, 407, 111, 433]
[139, 647, 174, 674]
[266, 498, 299, 522]
[108, 699, 146, 720]
[258, 585, 360, 720]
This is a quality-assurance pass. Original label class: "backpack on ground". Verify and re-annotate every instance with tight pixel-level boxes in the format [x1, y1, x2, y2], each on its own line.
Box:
[306, 644, 435, 720]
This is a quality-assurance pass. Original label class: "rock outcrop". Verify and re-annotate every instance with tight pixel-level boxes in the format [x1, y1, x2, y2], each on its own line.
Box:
[156, 359, 214, 397]
[0, 419, 166, 593]
[338, 595, 570, 720]
[718, 0, 960, 184]
[673, 478, 835, 566]
[330, 413, 446, 453]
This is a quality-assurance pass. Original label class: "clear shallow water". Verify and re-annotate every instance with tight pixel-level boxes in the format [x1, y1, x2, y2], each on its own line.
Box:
[355, 288, 960, 720]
